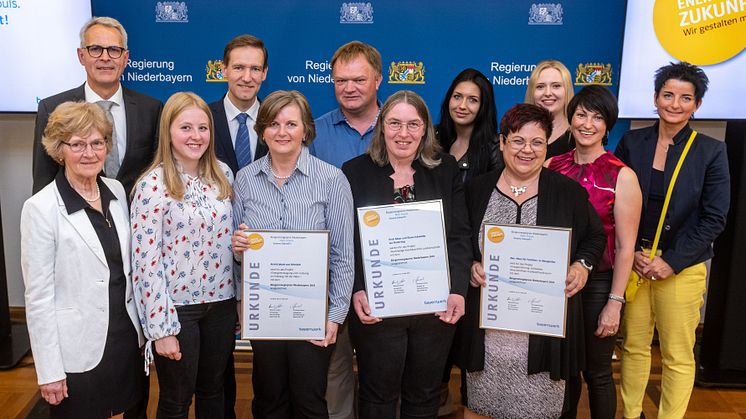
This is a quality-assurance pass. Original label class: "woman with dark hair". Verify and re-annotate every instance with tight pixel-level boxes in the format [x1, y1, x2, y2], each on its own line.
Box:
[616, 62, 729, 419]
[437, 68, 501, 183]
[547, 85, 642, 418]
[461, 103, 606, 418]
[525, 60, 576, 158]
[342, 90, 471, 418]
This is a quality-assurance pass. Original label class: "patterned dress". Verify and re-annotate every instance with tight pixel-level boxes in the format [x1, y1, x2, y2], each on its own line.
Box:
[466, 188, 565, 419]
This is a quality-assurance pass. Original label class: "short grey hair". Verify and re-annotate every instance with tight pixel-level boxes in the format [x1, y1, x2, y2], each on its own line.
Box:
[79, 16, 128, 49]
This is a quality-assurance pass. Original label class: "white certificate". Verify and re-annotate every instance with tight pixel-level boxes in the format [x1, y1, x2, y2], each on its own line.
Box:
[479, 224, 571, 337]
[242, 230, 329, 340]
[357, 200, 450, 318]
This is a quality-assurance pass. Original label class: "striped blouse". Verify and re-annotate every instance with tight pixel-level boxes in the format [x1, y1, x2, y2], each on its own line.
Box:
[232, 146, 354, 324]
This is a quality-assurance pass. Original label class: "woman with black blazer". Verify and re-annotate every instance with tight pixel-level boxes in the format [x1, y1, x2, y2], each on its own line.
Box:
[615, 62, 730, 419]
[341, 90, 472, 419]
[460, 104, 606, 418]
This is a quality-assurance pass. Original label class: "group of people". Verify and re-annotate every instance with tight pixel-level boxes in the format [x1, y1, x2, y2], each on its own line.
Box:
[20, 15, 729, 419]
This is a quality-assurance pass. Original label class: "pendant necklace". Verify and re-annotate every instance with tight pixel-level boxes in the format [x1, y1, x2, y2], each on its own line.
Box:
[502, 174, 530, 198]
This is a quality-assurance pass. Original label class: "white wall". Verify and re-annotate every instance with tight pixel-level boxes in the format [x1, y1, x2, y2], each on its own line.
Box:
[0, 117, 730, 308]
[1, 114, 35, 307]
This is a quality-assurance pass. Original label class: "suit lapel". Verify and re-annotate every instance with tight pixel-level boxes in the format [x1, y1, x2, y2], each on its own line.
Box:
[55, 187, 108, 267]
[122, 89, 138, 163]
[212, 99, 240, 174]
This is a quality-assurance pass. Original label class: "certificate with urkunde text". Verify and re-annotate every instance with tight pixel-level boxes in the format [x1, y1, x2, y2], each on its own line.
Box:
[242, 230, 329, 340]
[479, 224, 570, 337]
[357, 200, 450, 318]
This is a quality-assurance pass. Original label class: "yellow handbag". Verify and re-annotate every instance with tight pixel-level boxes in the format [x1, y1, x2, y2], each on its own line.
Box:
[625, 130, 697, 302]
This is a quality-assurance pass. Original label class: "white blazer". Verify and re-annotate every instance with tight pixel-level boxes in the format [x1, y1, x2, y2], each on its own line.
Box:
[21, 177, 145, 385]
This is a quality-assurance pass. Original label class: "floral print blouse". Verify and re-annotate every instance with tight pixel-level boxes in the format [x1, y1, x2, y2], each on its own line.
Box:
[131, 162, 235, 341]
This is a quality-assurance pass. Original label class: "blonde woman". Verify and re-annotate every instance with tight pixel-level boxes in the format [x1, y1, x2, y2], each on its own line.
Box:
[131, 92, 235, 418]
[525, 60, 575, 158]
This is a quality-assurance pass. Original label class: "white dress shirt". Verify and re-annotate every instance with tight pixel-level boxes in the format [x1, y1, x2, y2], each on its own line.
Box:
[223, 95, 260, 160]
[85, 82, 127, 165]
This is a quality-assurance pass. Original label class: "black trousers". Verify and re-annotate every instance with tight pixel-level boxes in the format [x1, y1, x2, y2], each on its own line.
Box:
[565, 271, 618, 419]
[350, 313, 456, 419]
[250, 340, 334, 419]
[154, 298, 237, 419]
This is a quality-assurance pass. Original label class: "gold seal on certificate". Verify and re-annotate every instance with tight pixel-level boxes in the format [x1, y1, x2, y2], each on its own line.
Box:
[479, 224, 571, 337]
[242, 230, 329, 340]
[357, 200, 451, 318]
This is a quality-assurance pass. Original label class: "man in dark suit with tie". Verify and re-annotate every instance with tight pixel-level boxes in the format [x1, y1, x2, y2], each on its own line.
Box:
[210, 34, 269, 177]
[209, 34, 269, 419]
[32, 16, 162, 197]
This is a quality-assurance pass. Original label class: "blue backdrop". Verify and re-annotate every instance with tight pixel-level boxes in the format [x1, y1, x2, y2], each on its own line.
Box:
[91, 0, 630, 148]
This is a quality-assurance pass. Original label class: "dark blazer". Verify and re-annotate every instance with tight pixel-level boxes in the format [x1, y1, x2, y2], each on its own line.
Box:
[32, 84, 162, 196]
[341, 153, 472, 298]
[615, 122, 730, 273]
[459, 167, 606, 380]
[209, 97, 268, 176]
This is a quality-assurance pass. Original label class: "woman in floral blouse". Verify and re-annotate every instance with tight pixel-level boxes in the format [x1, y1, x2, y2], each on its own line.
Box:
[131, 91, 236, 418]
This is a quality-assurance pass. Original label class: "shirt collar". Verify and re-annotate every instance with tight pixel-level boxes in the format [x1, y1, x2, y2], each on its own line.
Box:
[84, 82, 124, 107]
[332, 100, 383, 129]
[224, 94, 260, 123]
[256, 146, 312, 178]
[55, 170, 117, 215]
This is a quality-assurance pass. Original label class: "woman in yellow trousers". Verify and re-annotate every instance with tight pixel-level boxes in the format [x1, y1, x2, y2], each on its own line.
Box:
[614, 62, 730, 419]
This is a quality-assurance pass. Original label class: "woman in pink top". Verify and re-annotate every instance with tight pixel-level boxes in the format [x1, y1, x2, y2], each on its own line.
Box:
[547, 85, 642, 419]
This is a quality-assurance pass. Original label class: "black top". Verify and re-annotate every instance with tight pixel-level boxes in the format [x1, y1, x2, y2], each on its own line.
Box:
[342, 153, 472, 297]
[53, 171, 143, 416]
[459, 167, 606, 380]
[615, 122, 730, 273]
[640, 169, 666, 247]
[436, 126, 503, 184]
[546, 130, 575, 160]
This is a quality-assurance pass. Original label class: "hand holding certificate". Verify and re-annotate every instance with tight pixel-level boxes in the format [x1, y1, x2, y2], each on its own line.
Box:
[240, 230, 330, 340]
[479, 224, 571, 337]
[356, 200, 451, 318]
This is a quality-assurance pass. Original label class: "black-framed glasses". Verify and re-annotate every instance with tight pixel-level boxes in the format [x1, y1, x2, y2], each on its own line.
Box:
[62, 139, 107, 153]
[84, 45, 126, 59]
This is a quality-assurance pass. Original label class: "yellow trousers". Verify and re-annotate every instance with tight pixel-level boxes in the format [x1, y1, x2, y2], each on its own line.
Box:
[620, 262, 707, 419]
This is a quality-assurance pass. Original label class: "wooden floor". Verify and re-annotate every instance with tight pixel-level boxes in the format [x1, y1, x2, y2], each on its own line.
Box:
[3, 344, 746, 418]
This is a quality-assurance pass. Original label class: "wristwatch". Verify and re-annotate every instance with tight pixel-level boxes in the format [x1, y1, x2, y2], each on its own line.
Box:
[577, 258, 593, 272]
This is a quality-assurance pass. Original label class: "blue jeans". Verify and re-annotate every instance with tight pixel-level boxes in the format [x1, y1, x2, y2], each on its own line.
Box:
[154, 298, 237, 419]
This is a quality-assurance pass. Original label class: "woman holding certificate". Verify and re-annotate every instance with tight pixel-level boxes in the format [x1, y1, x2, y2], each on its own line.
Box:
[615, 62, 729, 419]
[460, 103, 606, 418]
[131, 92, 237, 417]
[231, 90, 354, 419]
[546, 85, 642, 418]
[341, 90, 472, 419]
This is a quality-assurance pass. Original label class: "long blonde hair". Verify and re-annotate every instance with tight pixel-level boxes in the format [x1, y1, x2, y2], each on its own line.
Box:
[138, 92, 231, 200]
[525, 60, 575, 118]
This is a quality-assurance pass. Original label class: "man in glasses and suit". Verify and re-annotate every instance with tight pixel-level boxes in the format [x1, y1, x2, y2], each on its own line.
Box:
[32, 16, 162, 197]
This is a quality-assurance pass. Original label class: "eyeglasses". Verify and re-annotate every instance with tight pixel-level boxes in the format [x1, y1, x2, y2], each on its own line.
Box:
[62, 139, 107, 153]
[84, 45, 126, 59]
[384, 120, 425, 132]
[505, 137, 547, 151]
